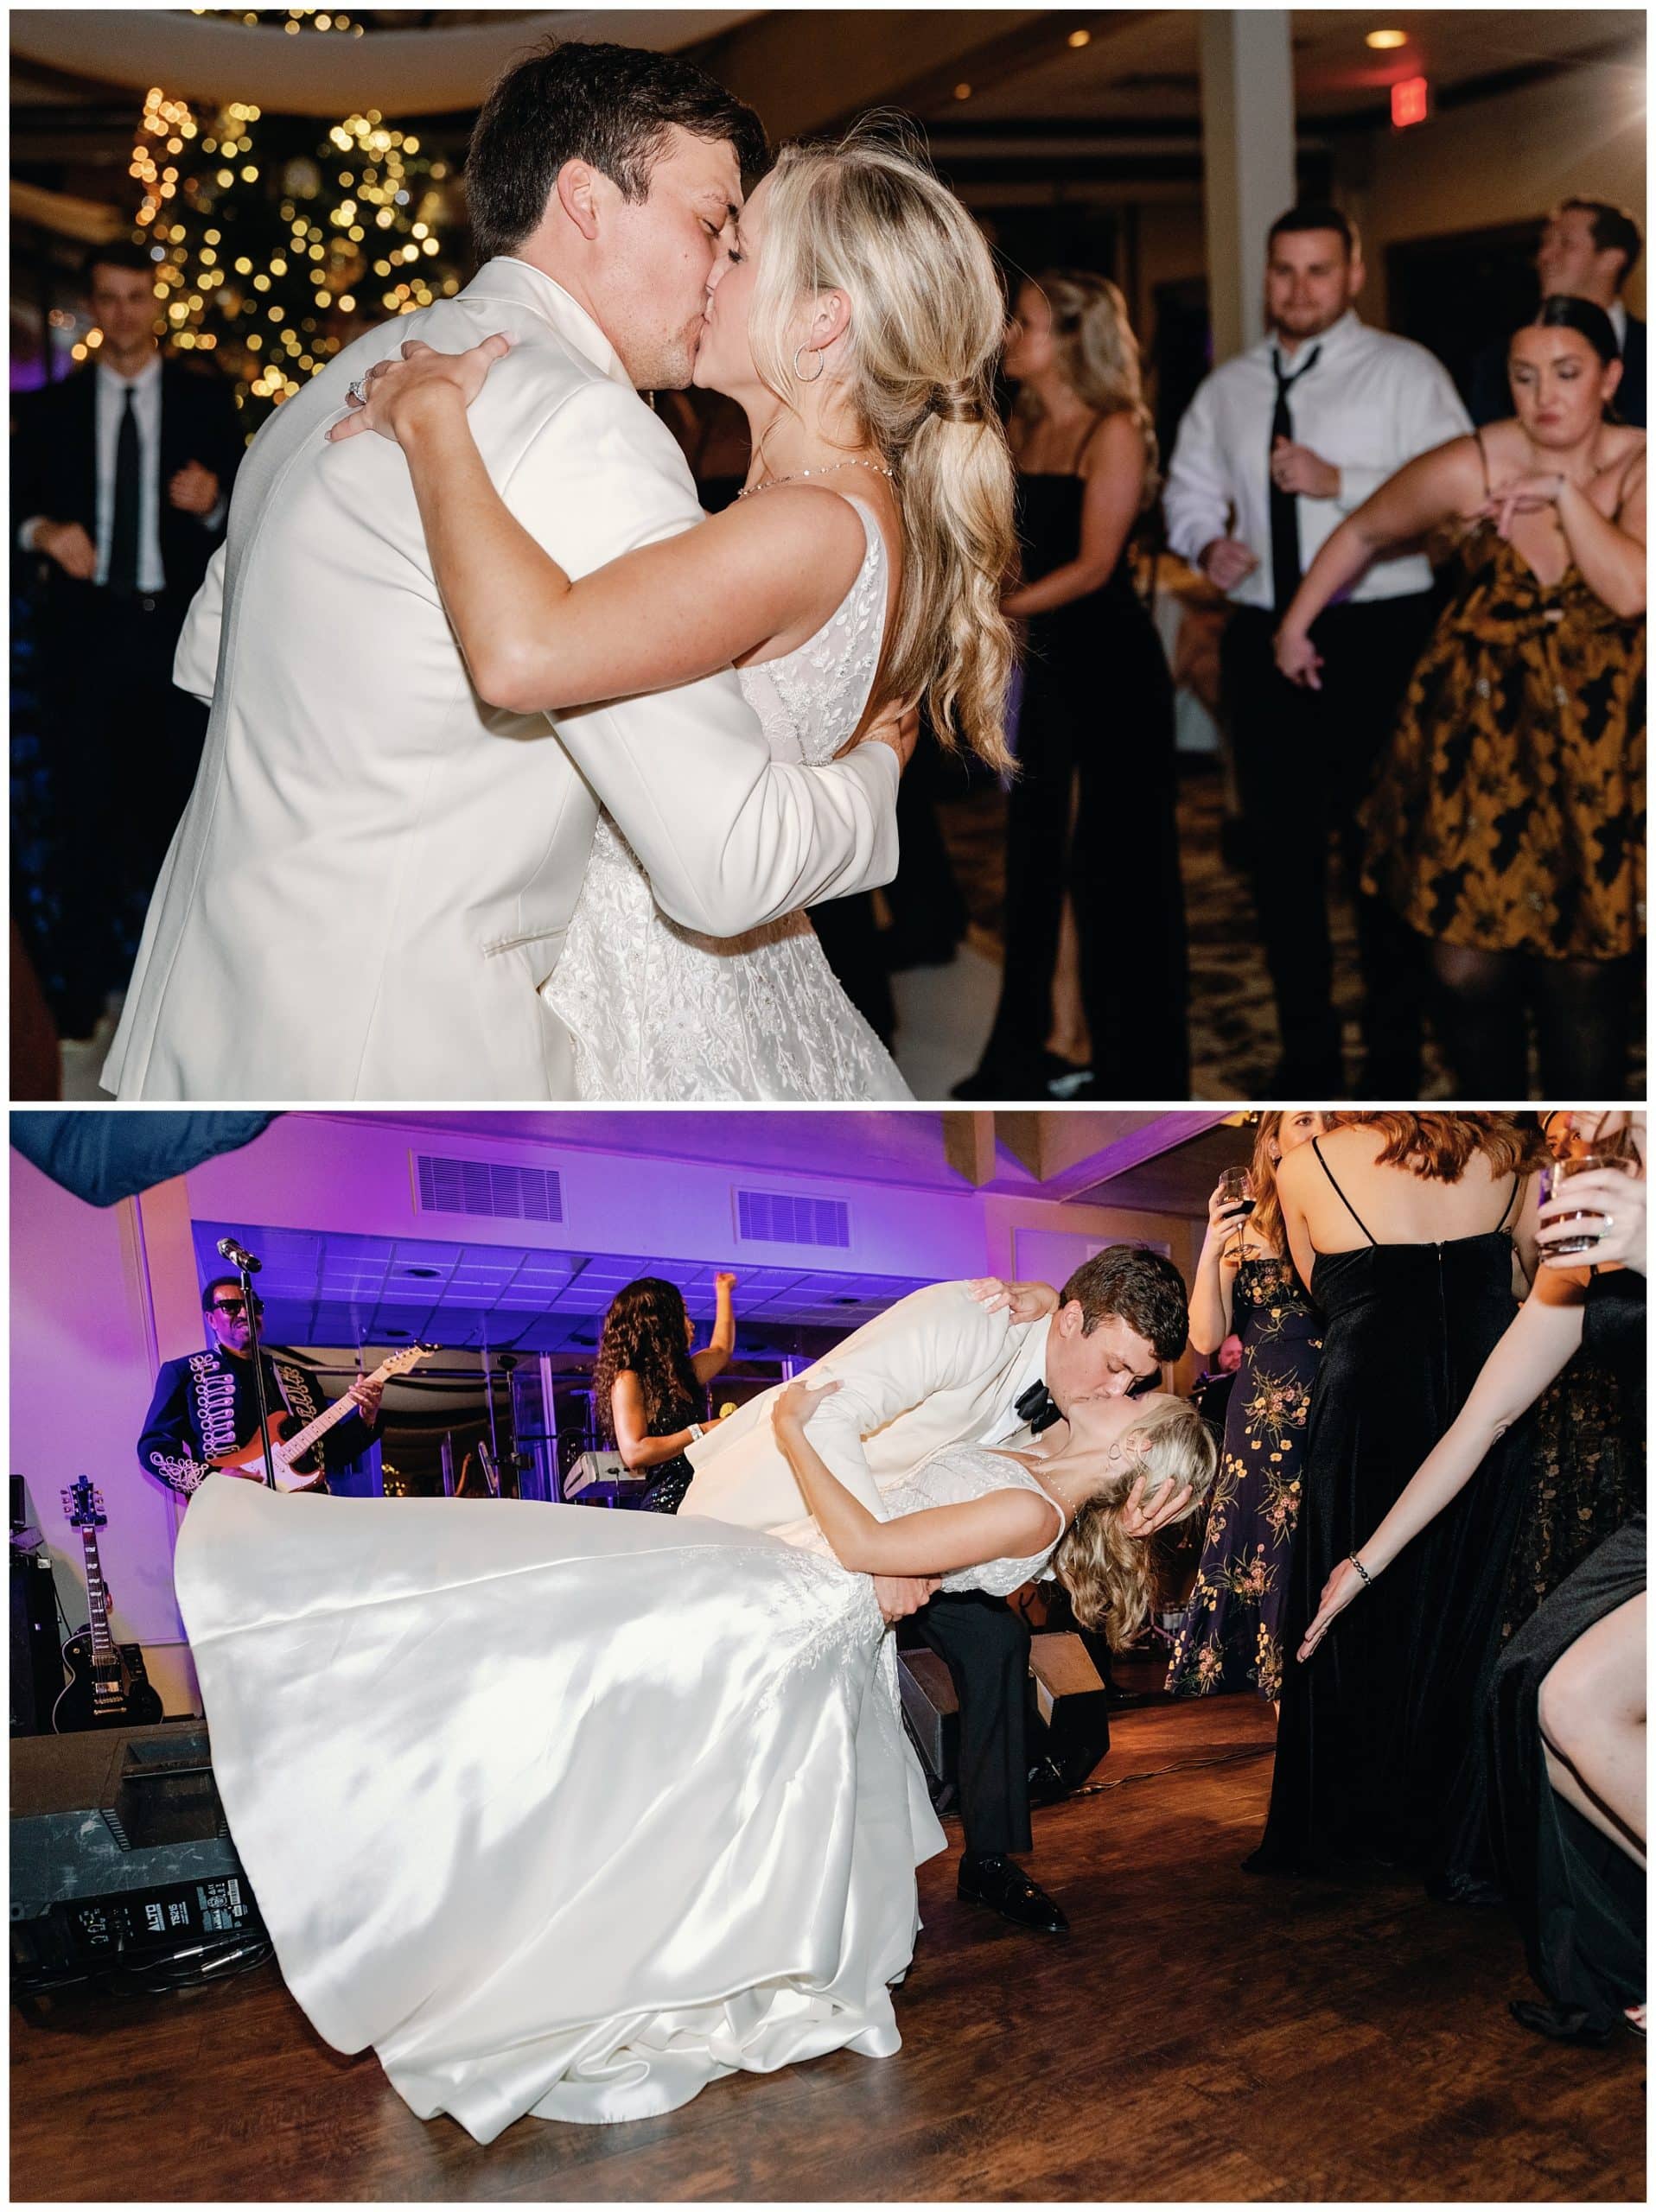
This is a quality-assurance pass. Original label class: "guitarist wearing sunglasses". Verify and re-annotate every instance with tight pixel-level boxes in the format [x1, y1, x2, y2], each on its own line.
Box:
[137, 1276, 385, 1497]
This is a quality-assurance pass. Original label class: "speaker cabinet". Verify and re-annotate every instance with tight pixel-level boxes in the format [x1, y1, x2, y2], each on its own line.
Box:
[10, 1551, 62, 1738]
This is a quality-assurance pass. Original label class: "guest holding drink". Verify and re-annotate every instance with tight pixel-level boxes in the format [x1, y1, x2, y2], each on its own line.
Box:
[1167, 1112, 1324, 1704]
[593, 1274, 737, 1514]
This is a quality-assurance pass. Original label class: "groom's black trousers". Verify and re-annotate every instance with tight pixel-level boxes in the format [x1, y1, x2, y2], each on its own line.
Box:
[911, 1588, 1031, 1858]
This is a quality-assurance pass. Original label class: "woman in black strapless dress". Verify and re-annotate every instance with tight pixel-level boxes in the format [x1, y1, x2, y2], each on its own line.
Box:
[1252, 1116, 1545, 1875]
[592, 1273, 738, 1514]
[956, 271, 1188, 1099]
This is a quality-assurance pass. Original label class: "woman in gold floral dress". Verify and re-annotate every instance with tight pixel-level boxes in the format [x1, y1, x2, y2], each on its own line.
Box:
[1167, 1112, 1323, 1703]
[1276, 297, 1645, 1096]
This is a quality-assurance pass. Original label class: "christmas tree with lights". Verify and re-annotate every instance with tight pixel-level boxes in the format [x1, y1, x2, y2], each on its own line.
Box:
[105, 54, 465, 427]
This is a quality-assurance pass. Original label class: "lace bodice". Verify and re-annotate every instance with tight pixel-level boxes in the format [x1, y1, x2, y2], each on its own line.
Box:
[542, 497, 909, 1102]
[733, 495, 889, 766]
[778, 1442, 1068, 1599]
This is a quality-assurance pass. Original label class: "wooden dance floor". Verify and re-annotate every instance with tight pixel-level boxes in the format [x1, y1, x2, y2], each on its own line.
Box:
[10, 1694, 1642, 2203]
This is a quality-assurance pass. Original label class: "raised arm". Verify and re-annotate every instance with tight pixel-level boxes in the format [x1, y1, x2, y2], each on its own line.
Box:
[500, 375, 899, 939]
[1299, 1270, 1588, 1657]
[334, 343, 870, 713]
[1275, 436, 1483, 686]
[774, 1380, 1055, 1577]
[691, 1273, 737, 1386]
[1188, 1180, 1247, 1354]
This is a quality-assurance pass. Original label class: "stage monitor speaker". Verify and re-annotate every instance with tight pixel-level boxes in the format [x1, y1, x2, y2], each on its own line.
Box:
[11, 1722, 261, 1991]
[1029, 1631, 1111, 1795]
[10, 1549, 62, 1738]
[896, 1649, 959, 1789]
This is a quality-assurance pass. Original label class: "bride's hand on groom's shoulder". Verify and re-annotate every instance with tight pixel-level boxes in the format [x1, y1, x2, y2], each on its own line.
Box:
[966, 1278, 1059, 1325]
[327, 332, 515, 448]
[774, 1376, 841, 1430]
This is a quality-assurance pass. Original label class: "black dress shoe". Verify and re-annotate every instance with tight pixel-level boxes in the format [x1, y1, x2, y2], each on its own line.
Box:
[956, 1853, 1069, 1935]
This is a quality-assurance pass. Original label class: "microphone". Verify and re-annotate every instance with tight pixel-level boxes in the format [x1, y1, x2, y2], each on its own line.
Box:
[216, 1236, 262, 1274]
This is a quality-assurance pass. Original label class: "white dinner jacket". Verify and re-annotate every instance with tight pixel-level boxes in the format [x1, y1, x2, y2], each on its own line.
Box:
[681, 1281, 1053, 1529]
[102, 257, 899, 1101]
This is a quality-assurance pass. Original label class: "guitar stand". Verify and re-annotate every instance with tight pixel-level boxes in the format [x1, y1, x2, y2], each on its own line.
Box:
[238, 1261, 279, 1491]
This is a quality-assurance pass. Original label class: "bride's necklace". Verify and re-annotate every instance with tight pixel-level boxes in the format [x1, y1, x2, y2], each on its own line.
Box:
[737, 457, 895, 499]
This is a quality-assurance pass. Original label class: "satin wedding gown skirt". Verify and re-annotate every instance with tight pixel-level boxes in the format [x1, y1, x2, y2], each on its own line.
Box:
[175, 1478, 944, 2143]
[542, 494, 912, 1102]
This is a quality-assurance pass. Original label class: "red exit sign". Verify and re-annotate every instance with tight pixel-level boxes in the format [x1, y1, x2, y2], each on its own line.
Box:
[1392, 74, 1430, 127]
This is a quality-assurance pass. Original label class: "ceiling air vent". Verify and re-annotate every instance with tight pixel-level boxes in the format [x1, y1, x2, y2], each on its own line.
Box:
[415, 1154, 564, 1224]
[734, 1187, 850, 1249]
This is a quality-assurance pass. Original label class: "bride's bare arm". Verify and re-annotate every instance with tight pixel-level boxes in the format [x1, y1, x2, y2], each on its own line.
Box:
[328, 338, 867, 715]
[773, 1380, 1054, 1577]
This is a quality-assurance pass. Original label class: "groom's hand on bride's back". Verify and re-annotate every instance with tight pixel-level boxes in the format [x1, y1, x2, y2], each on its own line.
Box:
[842, 698, 920, 772]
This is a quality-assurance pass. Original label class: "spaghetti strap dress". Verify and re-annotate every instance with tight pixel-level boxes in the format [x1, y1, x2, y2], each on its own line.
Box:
[1248, 1140, 1530, 1874]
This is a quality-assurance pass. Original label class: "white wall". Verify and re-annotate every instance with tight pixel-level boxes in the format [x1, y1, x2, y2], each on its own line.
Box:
[11, 1115, 1210, 1718]
[1341, 60, 1646, 327]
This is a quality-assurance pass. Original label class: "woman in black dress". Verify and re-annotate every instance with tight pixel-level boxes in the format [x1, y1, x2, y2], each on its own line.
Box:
[592, 1273, 738, 1514]
[1302, 1120, 1645, 2037]
[1168, 1110, 1324, 1703]
[955, 270, 1188, 1100]
[1250, 1113, 1546, 1875]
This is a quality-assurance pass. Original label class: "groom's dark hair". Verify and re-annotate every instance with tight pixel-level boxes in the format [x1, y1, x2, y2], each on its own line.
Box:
[466, 39, 768, 264]
[1060, 1247, 1188, 1363]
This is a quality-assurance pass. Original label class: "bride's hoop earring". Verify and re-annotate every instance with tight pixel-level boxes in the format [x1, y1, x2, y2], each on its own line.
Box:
[793, 344, 825, 385]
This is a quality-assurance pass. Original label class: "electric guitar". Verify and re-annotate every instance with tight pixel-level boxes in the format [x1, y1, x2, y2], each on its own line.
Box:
[210, 1342, 437, 1491]
[53, 1477, 163, 1734]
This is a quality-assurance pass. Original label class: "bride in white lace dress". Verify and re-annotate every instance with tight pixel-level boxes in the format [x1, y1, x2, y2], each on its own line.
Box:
[331, 126, 1018, 1100]
[174, 1381, 1215, 2140]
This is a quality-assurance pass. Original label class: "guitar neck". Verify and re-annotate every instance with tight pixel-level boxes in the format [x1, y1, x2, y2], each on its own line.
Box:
[277, 1351, 402, 1469]
[80, 1526, 115, 1662]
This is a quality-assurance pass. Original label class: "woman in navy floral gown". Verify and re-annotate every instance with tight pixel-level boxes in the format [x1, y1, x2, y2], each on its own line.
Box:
[1168, 1112, 1324, 1702]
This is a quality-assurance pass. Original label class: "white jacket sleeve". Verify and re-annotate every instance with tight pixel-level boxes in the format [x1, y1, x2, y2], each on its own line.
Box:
[796, 1286, 1019, 1520]
[1162, 378, 1235, 569]
[500, 379, 899, 939]
[173, 541, 227, 706]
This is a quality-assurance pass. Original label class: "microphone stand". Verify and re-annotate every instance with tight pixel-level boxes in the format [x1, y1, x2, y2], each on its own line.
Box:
[236, 1256, 278, 1492]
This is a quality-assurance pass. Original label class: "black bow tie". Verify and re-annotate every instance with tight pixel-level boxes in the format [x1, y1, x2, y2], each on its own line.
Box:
[1014, 1380, 1062, 1434]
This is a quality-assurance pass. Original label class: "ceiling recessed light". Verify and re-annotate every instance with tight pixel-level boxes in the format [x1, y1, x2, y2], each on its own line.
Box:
[953, 81, 971, 100]
[1366, 28, 1408, 49]
[1067, 28, 1091, 48]
[403, 1266, 441, 1280]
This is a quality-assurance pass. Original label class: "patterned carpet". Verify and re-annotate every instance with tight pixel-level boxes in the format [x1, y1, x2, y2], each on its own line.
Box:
[933, 761, 1644, 1102]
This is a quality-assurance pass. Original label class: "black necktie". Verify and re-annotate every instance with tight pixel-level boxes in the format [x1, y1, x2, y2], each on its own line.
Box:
[1014, 1380, 1062, 1435]
[109, 385, 141, 596]
[1268, 343, 1321, 612]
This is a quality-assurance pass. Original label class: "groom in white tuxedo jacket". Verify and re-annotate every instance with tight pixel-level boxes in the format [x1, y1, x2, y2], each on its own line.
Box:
[684, 1254, 1193, 1935]
[105, 43, 900, 1101]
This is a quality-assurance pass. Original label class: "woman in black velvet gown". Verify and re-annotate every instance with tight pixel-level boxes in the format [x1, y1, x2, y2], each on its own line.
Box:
[1249, 1114, 1545, 1875]
[1301, 1120, 1645, 2038]
[593, 1274, 738, 1514]
[954, 270, 1188, 1100]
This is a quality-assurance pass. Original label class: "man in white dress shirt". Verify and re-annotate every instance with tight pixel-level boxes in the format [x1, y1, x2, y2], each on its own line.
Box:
[102, 41, 905, 1101]
[1164, 204, 1470, 1092]
[13, 242, 241, 1042]
[684, 1249, 1194, 1937]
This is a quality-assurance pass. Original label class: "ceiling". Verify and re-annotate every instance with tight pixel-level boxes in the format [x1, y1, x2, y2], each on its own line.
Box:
[194, 1217, 937, 1355]
[929, 9, 1642, 130]
[330, 1108, 989, 1192]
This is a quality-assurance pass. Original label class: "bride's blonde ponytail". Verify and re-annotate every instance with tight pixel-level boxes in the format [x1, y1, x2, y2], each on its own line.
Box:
[749, 122, 1017, 773]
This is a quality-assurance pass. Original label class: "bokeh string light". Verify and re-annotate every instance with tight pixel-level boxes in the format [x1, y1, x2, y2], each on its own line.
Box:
[96, 69, 462, 424]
